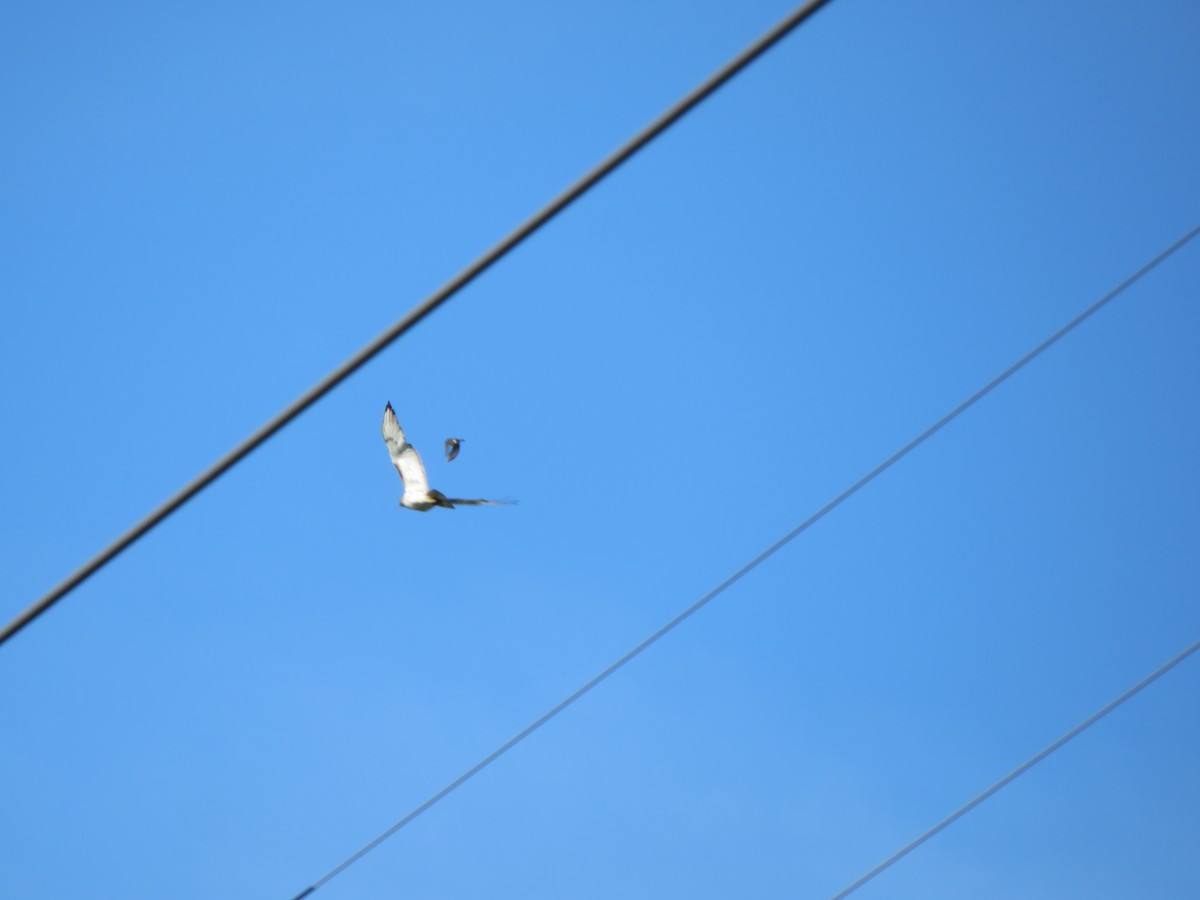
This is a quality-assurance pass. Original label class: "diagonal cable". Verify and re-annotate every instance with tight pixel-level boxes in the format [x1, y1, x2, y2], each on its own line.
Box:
[830, 636, 1200, 899]
[285, 223, 1200, 899]
[0, 0, 839, 648]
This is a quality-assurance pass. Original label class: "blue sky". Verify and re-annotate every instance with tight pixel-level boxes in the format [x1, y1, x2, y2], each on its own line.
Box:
[2, 1, 1199, 897]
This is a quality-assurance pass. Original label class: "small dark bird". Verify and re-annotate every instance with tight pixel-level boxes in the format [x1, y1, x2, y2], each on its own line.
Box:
[444, 437, 463, 462]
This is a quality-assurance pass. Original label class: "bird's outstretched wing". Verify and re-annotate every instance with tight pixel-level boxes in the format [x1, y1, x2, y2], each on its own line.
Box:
[444, 438, 463, 462]
[442, 497, 517, 507]
[382, 402, 430, 503]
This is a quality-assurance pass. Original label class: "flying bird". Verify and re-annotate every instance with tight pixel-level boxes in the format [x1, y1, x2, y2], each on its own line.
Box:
[382, 403, 510, 511]
[444, 437, 463, 462]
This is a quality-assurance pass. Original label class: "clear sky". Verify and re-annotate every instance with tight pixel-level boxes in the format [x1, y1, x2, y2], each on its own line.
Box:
[2, 1, 1198, 897]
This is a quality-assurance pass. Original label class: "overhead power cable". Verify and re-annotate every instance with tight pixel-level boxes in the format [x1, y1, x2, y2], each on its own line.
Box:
[285, 223, 1200, 900]
[0, 0, 839, 649]
[830, 636, 1200, 899]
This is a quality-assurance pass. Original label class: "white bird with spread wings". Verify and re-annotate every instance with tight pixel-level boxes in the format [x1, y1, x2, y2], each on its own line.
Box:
[382, 402, 512, 511]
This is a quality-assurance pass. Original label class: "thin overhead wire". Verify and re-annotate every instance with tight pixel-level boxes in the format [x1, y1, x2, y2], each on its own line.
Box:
[829, 636, 1200, 899]
[286, 224, 1200, 900]
[0, 0, 839, 649]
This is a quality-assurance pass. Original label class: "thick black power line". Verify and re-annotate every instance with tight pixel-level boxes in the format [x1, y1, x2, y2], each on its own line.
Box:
[285, 225, 1200, 899]
[830, 636, 1200, 899]
[0, 0, 838, 649]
